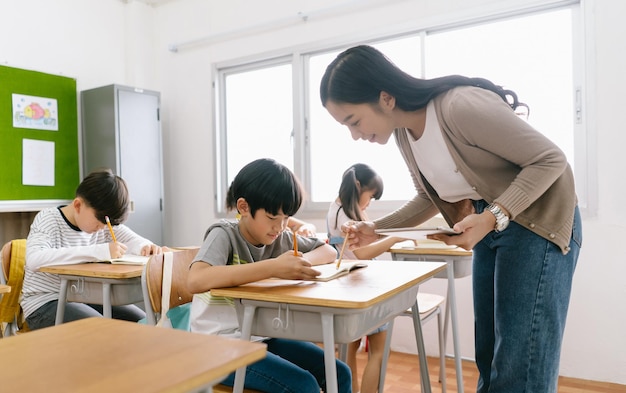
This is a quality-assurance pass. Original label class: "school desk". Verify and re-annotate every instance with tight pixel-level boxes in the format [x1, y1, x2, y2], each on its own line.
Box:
[211, 260, 447, 393]
[39, 263, 144, 325]
[389, 244, 473, 393]
[0, 317, 266, 393]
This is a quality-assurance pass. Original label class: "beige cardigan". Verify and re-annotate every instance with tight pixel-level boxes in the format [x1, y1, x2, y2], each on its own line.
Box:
[374, 86, 577, 254]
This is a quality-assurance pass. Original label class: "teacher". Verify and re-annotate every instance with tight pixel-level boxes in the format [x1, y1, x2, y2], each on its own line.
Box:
[320, 45, 581, 393]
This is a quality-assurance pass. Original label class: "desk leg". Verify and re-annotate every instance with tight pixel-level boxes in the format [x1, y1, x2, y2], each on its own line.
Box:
[378, 318, 395, 393]
[321, 312, 338, 393]
[411, 299, 432, 393]
[445, 258, 464, 393]
[55, 279, 69, 325]
[102, 283, 112, 318]
[233, 304, 256, 393]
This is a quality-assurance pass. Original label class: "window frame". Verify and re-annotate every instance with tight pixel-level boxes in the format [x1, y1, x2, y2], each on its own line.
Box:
[212, 0, 595, 219]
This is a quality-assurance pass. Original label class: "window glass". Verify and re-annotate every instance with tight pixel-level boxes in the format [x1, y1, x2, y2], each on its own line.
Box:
[308, 36, 421, 203]
[425, 9, 574, 165]
[224, 63, 293, 186]
[215, 6, 581, 214]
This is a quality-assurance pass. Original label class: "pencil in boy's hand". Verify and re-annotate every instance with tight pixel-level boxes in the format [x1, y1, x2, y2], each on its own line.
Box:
[336, 235, 348, 269]
[105, 216, 117, 243]
[293, 229, 298, 256]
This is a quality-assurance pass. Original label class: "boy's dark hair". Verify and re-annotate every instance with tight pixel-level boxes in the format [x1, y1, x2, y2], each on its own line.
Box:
[76, 169, 130, 225]
[226, 158, 303, 217]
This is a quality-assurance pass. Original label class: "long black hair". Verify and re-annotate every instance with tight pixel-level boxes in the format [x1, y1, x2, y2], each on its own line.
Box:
[320, 45, 527, 113]
[332, 163, 383, 229]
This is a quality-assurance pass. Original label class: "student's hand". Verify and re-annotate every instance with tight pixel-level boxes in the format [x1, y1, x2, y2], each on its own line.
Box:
[288, 217, 317, 237]
[294, 223, 317, 237]
[341, 220, 378, 249]
[109, 242, 128, 259]
[140, 244, 163, 256]
[271, 251, 321, 280]
[428, 211, 496, 250]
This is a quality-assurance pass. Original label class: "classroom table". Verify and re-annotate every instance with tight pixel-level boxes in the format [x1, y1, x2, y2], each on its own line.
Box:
[389, 244, 473, 393]
[211, 260, 447, 393]
[39, 263, 144, 325]
[0, 317, 267, 393]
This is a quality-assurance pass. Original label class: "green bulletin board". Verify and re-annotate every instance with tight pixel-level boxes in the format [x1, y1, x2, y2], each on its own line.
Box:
[0, 65, 80, 208]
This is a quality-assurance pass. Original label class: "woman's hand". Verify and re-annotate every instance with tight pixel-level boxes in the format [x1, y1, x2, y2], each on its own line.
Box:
[340, 220, 378, 249]
[428, 211, 497, 250]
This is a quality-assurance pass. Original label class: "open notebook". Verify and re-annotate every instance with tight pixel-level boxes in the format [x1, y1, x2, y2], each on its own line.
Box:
[308, 261, 368, 282]
[103, 254, 151, 265]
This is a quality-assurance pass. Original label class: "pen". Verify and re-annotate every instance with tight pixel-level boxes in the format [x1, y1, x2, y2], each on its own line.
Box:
[336, 235, 348, 269]
[105, 216, 117, 243]
[293, 229, 298, 256]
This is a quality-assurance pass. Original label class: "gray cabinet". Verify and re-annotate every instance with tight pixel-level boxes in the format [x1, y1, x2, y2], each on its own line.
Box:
[81, 84, 164, 245]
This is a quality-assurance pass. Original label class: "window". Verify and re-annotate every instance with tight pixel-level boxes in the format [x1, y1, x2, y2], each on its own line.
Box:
[214, 3, 588, 217]
[215, 58, 293, 202]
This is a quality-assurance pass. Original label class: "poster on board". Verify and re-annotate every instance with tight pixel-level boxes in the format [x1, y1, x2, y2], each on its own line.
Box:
[12, 93, 59, 131]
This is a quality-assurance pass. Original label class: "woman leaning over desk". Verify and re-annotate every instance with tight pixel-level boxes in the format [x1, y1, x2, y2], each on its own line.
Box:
[319, 45, 582, 393]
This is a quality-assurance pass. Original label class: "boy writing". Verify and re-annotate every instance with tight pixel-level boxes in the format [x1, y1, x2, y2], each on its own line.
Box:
[22, 169, 164, 330]
[187, 158, 352, 393]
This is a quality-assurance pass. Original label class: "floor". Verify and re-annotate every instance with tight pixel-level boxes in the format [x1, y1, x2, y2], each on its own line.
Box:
[355, 350, 626, 393]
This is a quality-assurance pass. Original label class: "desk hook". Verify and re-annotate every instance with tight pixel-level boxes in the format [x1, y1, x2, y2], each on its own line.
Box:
[70, 277, 85, 294]
[272, 304, 283, 330]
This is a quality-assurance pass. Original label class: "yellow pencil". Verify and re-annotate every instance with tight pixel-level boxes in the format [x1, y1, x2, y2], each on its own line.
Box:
[293, 230, 298, 256]
[336, 235, 348, 269]
[105, 216, 117, 243]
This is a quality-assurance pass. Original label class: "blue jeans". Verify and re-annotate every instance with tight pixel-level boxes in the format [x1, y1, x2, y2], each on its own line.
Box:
[472, 200, 582, 393]
[26, 300, 146, 330]
[220, 338, 352, 393]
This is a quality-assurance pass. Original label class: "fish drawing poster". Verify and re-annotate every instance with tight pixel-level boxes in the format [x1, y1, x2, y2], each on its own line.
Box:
[12, 93, 59, 131]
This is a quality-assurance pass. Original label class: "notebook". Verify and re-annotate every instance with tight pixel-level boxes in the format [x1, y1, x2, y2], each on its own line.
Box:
[104, 254, 151, 265]
[308, 261, 368, 282]
[375, 226, 460, 240]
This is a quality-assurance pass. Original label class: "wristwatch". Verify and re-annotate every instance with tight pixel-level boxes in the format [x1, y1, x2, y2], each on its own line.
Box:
[486, 203, 510, 232]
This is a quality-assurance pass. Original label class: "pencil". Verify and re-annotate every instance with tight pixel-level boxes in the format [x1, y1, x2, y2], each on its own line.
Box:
[105, 216, 117, 243]
[336, 235, 348, 269]
[293, 230, 298, 256]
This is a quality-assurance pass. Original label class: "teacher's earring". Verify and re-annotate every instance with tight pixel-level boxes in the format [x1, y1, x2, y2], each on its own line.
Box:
[235, 213, 241, 220]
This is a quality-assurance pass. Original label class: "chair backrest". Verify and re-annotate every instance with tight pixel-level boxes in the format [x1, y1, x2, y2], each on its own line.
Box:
[1, 241, 13, 283]
[0, 239, 28, 336]
[141, 248, 199, 325]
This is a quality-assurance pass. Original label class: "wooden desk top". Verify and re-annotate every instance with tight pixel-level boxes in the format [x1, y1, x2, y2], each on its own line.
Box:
[0, 318, 266, 393]
[211, 260, 446, 309]
[39, 262, 144, 279]
[0, 284, 10, 294]
[389, 245, 473, 257]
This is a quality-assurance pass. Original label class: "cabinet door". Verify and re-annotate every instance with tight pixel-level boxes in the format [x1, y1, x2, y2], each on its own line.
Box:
[117, 89, 163, 244]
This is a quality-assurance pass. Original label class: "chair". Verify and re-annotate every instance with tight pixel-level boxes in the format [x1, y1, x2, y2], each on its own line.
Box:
[141, 248, 198, 326]
[0, 239, 29, 337]
[140, 248, 261, 393]
[379, 292, 447, 393]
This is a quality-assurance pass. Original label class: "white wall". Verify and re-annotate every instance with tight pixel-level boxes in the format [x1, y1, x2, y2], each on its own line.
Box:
[1, 0, 625, 386]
